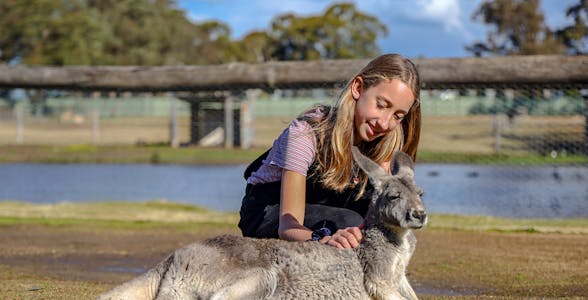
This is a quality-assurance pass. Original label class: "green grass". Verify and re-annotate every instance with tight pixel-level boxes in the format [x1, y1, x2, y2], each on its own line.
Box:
[427, 214, 588, 234]
[2, 200, 586, 234]
[0, 216, 237, 231]
[0, 145, 586, 165]
[417, 151, 588, 165]
[0, 200, 240, 230]
[0, 145, 266, 165]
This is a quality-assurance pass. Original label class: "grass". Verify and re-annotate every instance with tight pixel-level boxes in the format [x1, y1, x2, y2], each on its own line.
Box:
[2, 200, 586, 234]
[0, 144, 585, 165]
[0, 114, 586, 165]
[0, 200, 239, 230]
[416, 151, 588, 165]
[0, 144, 266, 165]
[427, 214, 588, 234]
[0, 200, 586, 299]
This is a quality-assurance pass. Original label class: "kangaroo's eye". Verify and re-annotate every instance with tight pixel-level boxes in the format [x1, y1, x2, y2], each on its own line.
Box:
[388, 189, 400, 198]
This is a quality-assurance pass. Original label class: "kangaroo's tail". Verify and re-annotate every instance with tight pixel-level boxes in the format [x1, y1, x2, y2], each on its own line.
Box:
[97, 253, 174, 300]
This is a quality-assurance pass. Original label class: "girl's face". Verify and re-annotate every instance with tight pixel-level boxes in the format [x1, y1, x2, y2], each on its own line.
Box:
[352, 77, 415, 144]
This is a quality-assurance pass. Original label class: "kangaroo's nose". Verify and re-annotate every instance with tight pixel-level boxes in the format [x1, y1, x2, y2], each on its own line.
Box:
[410, 209, 427, 223]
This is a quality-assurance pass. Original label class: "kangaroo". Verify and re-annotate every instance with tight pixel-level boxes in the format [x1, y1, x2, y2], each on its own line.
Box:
[99, 147, 427, 300]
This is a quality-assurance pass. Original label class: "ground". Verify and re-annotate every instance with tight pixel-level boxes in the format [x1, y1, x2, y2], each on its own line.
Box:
[0, 220, 586, 299]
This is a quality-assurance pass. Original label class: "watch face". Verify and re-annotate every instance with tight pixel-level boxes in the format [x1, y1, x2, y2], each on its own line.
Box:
[318, 227, 332, 237]
[312, 227, 332, 241]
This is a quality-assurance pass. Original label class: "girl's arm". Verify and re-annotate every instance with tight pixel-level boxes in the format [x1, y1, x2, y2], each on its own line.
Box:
[278, 169, 364, 248]
[278, 169, 313, 241]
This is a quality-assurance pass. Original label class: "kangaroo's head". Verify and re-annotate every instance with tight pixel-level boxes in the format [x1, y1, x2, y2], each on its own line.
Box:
[352, 147, 427, 230]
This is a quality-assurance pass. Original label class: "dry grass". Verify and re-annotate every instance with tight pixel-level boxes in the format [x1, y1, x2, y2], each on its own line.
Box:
[0, 116, 192, 145]
[1, 115, 583, 155]
[0, 201, 586, 299]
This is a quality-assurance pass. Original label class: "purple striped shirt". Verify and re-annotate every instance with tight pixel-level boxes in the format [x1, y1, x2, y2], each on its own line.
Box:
[247, 110, 321, 185]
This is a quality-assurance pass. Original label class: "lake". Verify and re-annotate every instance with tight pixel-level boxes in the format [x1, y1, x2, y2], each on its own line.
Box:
[1, 163, 586, 218]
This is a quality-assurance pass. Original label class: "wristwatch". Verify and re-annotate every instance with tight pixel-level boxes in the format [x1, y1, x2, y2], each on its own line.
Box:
[310, 227, 332, 241]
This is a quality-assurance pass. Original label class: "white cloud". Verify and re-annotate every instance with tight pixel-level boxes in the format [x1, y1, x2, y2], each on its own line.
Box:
[415, 0, 472, 40]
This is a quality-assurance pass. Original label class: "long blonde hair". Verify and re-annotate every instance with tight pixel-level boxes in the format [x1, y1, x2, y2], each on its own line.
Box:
[300, 53, 421, 194]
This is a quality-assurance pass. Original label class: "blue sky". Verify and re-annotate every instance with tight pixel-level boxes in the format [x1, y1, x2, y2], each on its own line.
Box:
[176, 0, 578, 58]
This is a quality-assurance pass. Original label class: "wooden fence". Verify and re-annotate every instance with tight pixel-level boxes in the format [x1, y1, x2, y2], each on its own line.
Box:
[1, 55, 587, 91]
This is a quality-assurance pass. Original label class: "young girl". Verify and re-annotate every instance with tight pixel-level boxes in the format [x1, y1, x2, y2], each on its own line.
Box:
[238, 53, 421, 249]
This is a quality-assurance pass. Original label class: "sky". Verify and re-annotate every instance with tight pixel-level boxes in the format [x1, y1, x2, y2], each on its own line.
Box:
[176, 0, 578, 58]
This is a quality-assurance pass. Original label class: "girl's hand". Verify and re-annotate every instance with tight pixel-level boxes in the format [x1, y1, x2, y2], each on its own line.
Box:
[320, 226, 363, 249]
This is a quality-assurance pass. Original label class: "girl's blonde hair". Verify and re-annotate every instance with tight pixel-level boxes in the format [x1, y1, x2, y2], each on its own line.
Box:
[300, 53, 421, 194]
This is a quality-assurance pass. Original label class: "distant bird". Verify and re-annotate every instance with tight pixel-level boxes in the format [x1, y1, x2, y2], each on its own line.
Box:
[466, 171, 479, 178]
[552, 167, 561, 182]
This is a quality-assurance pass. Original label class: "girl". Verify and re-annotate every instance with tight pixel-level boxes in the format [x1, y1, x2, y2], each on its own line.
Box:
[238, 53, 421, 249]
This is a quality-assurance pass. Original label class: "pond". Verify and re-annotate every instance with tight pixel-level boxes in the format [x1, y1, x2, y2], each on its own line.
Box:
[1, 163, 586, 218]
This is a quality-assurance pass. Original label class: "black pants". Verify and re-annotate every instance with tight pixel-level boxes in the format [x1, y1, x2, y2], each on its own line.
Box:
[242, 203, 364, 239]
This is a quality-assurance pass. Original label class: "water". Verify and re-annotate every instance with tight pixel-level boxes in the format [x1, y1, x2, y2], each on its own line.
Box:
[1, 163, 586, 218]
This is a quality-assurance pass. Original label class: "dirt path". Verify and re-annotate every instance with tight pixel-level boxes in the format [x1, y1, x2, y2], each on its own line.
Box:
[1, 224, 587, 299]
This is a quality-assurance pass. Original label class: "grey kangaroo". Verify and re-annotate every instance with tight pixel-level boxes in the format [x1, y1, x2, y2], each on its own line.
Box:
[99, 147, 427, 300]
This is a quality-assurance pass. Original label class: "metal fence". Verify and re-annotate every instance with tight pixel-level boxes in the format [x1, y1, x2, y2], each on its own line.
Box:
[0, 82, 586, 159]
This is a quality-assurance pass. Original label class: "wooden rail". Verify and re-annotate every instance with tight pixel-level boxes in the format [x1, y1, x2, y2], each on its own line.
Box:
[0, 55, 587, 91]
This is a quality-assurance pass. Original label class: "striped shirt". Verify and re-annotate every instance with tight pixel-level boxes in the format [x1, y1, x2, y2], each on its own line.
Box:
[247, 109, 323, 185]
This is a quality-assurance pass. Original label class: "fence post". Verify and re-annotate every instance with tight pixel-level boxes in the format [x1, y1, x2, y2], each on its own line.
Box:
[224, 96, 234, 149]
[487, 88, 501, 153]
[582, 89, 588, 156]
[241, 89, 259, 149]
[14, 104, 23, 144]
[92, 92, 100, 145]
[169, 96, 179, 148]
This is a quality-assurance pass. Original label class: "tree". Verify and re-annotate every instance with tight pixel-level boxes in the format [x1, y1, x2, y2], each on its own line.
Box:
[0, 0, 106, 65]
[0, 0, 389, 65]
[88, 0, 203, 65]
[233, 31, 273, 63]
[0, 0, 237, 66]
[556, 0, 587, 55]
[267, 2, 387, 61]
[189, 20, 236, 65]
[467, 0, 565, 56]
[320, 3, 387, 59]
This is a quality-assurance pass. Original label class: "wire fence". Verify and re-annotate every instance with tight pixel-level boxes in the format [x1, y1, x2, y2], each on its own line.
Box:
[0, 86, 586, 160]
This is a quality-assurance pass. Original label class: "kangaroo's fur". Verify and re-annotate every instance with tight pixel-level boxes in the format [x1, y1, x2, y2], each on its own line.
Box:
[99, 147, 427, 300]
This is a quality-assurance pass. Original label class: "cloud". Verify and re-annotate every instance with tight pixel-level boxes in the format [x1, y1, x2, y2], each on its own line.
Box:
[414, 0, 471, 39]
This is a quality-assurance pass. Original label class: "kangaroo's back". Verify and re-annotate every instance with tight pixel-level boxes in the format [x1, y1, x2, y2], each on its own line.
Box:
[99, 148, 426, 300]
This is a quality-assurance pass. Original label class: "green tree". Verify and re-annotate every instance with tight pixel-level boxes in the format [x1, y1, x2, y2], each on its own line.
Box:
[0, 0, 236, 66]
[467, 0, 565, 56]
[84, 0, 236, 65]
[233, 31, 273, 63]
[0, 0, 389, 65]
[320, 3, 387, 59]
[189, 20, 236, 65]
[0, 0, 105, 65]
[88, 0, 200, 65]
[268, 2, 387, 61]
[556, 0, 587, 54]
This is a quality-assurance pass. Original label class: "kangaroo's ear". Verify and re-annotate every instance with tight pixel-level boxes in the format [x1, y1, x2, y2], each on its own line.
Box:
[391, 151, 414, 179]
[351, 146, 388, 191]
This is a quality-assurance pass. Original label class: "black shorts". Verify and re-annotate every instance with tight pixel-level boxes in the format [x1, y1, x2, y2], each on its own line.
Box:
[238, 183, 364, 239]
